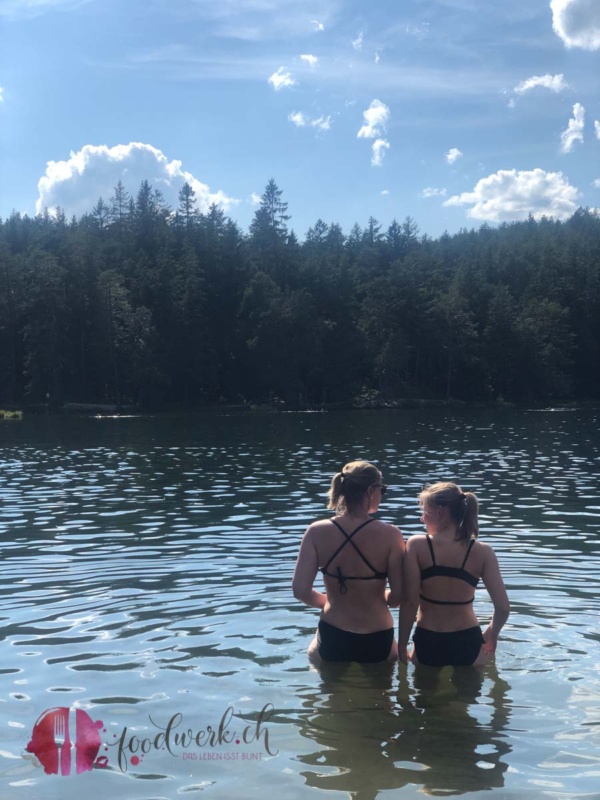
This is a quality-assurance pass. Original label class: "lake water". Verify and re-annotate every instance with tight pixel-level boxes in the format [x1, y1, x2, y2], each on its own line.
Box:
[1, 407, 599, 799]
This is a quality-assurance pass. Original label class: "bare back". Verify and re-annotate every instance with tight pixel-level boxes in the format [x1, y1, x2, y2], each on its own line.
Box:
[413, 534, 488, 632]
[310, 515, 401, 632]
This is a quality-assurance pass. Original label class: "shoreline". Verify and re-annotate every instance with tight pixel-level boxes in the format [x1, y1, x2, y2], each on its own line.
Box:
[3, 398, 595, 417]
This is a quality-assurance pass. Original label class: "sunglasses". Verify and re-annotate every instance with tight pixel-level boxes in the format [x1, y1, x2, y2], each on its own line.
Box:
[372, 483, 388, 496]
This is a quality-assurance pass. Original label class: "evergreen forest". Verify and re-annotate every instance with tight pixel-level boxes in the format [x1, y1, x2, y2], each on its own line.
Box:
[1, 179, 599, 409]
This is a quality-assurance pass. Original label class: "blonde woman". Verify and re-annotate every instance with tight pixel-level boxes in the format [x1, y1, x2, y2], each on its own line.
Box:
[399, 482, 510, 667]
[293, 461, 405, 663]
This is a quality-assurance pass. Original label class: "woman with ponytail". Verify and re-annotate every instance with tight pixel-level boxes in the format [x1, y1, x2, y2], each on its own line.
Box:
[292, 461, 404, 664]
[398, 482, 509, 667]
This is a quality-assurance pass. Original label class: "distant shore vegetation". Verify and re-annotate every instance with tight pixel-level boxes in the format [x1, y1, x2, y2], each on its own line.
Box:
[1, 179, 599, 410]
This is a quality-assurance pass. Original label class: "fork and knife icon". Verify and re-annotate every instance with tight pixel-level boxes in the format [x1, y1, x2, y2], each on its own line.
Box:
[53, 711, 70, 776]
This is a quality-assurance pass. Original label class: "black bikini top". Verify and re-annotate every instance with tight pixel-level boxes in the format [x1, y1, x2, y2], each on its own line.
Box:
[320, 518, 387, 594]
[420, 535, 478, 606]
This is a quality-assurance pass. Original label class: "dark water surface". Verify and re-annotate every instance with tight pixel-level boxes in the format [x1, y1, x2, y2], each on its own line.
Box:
[1, 408, 599, 799]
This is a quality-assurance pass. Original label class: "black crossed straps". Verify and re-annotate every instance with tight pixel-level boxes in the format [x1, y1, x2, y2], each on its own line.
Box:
[320, 518, 388, 594]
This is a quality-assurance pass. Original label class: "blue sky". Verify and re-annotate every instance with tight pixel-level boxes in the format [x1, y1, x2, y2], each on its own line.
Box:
[1, 0, 599, 238]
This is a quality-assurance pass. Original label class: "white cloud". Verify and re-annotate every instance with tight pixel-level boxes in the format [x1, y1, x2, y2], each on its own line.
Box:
[405, 22, 430, 39]
[560, 102, 585, 153]
[185, 1, 337, 41]
[381, 189, 390, 195]
[311, 115, 331, 131]
[551, 0, 600, 50]
[288, 111, 331, 131]
[372, 139, 390, 167]
[0, 86, 4, 103]
[250, 192, 262, 205]
[421, 187, 447, 198]
[595, 120, 600, 139]
[514, 73, 568, 94]
[119, 42, 533, 99]
[357, 99, 390, 139]
[444, 168, 580, 221]
[300, 54, 318, 67]
[446, 148, 463, 165]
[36, 142, 238, 217]
[374, 51, 380, 64]
[593, 179, 600, 188]
[352, 31, 364, 50]
[268, 67, 296, 90]
[0, 0, 93, 19]
[288, 111, 307, 127]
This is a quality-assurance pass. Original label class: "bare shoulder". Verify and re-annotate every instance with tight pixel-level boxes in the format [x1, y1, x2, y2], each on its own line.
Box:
[377, 520, 403, 537]
[406, 533, 426, 550]
[474, 540, 495, 557]
[379, 522, 405, 553]
[472, 540, 500, 567]
[306, 518, 333, 536]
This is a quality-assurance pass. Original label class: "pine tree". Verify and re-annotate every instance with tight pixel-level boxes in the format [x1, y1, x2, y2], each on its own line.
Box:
[177, 182, 197, 230]
[109, 181, 131, 233]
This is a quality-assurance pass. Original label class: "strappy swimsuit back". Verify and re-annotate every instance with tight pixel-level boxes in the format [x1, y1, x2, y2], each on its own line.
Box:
[420, 535, 478, 605]
[320, 518, 387, 594]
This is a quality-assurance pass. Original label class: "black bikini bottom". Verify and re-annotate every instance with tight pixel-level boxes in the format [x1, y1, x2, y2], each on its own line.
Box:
[317, 620, 394, 663]
[413, 625, 484, 667]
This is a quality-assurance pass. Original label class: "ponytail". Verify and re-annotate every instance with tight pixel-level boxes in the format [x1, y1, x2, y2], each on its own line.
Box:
[327, 461, 381, 513]
[419, 482, 479, 541]
[327, 472, 345, 510]
[458, 491, 479, 541]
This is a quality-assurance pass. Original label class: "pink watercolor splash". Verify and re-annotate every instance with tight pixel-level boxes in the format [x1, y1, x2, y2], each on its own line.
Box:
[26, 707, 106, 775]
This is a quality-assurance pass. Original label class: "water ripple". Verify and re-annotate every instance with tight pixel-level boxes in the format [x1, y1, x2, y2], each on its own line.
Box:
[1, 408, 600, 798]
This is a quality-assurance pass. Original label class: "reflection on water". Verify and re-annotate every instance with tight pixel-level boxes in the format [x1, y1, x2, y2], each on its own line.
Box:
[1, 407, 600, 798]
[298, 663, 510, 799]
[402, 665, 511, 796]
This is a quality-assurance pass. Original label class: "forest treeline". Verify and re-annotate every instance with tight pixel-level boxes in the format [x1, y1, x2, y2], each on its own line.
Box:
[1, 178, 599, 409]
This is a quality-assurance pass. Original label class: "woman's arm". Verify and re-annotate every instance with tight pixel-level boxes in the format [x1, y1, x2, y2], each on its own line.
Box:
[397, 537, 421, 663]
[480, 544, 510, 654]
[292, 526, 327, 609]
[385, 525, 405, 608]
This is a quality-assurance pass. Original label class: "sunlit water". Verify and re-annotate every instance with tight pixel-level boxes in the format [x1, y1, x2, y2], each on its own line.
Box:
[1, 408, 599, 799]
